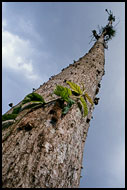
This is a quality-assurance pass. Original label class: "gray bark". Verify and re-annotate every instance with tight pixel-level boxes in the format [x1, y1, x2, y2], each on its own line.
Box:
[2, 38, 105, 188]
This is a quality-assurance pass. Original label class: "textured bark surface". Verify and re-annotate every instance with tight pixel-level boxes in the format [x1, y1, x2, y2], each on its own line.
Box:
[2, 38, 105, 188]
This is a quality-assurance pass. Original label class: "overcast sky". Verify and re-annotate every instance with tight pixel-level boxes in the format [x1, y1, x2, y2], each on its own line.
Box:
[2, 2, 125, 188]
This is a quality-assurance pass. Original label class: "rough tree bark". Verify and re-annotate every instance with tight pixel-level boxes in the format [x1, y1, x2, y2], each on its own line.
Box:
[2, 35, 105, 188]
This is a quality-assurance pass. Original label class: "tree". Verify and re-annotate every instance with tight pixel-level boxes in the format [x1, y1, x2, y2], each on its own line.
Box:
[2, 10, 116, 188]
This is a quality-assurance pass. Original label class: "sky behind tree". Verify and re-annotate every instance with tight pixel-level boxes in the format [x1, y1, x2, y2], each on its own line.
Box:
[2, 2, 125, 188]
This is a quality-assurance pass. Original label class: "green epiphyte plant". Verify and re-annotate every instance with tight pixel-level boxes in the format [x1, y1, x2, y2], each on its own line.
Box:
[66, 81, 93, 117]
[3, 82, 94, 125]
[12, 105, 22, 114]
[80, 96, 88, 117]
[22, 92, 45, 105]
[90, 9, 116, 45]
[84, 92, 94, 106]
[54, 85, 75, 115]
[2, 114, 18, 121]
[54, 85, 72, 102]
[66, 81, 83, 95]
[2, 93, 45, 122]
[62, 98, 75, 115]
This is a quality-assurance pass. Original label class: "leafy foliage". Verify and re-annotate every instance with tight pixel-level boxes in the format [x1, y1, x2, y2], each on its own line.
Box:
[54, 85, 72, 102]
[80, 97, 88, 117]
[62, 98, 75, 115]
[22, 93, 45, 105]
[4, 82, 93, 124]
[54, 85, 75, 115]
[84, 93, 94, 106]
[108, 14, 115, 22]
[66, 81, 83, 95]
[12, 105, 22, 114]
[90, 9, 116, 45]
[66, 81, 93, 117]
[104, 9, 116, 41]
[3, 93, 45, 122]
[2, 114, 18, 121]
[103, 25, 116, 41]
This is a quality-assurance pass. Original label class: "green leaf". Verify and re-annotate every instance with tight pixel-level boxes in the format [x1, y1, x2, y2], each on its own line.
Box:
[62, 98, 75, 115]
[54, 85, 72, 102]
[12, 105, 22, 114]
[80, 96, 88, 117]
[2, 114, 18, 121]
[84, 93, 94, 106]
[66, 81, 83, 95]
[67, 98, 75, 106]
[22, 93, 45, 105]
[62, 105, 70, 115]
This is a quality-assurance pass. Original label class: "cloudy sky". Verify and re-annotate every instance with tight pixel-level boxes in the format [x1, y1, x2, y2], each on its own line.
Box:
[2, 2, 125, 188]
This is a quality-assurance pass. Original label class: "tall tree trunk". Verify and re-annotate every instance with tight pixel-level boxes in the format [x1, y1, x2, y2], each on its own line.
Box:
[2, 36, 105, 188]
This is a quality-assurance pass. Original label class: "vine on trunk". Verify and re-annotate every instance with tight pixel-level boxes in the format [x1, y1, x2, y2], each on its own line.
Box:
[2, 81, 94, 128]
[89, 9, 117, 48]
